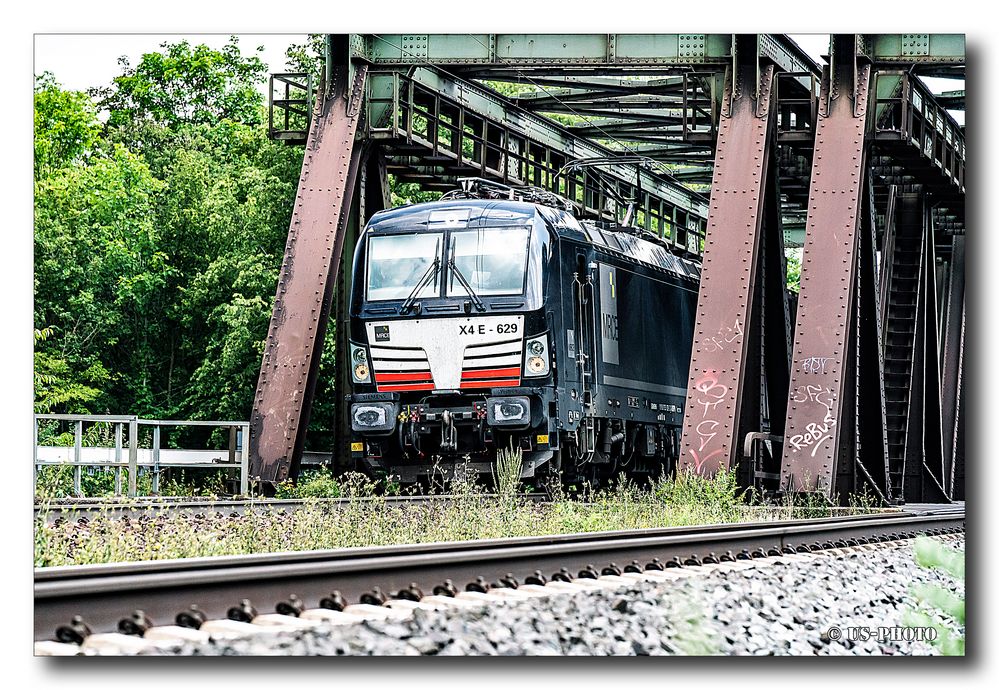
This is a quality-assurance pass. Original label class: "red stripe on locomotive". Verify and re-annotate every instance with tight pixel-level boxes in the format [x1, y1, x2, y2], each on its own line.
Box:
[460, 366, 521, 380]
[376, 382, 436, 392]
[459, 378, 521, 389]
[374, 371, 433, 383]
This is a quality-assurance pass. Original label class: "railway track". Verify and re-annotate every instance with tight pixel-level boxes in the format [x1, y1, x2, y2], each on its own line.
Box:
[34, 506, 963, 650]
[34, 494, 551, 523]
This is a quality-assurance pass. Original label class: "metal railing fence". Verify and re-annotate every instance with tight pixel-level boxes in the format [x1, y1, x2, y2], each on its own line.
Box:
[33, 414, 249, 497]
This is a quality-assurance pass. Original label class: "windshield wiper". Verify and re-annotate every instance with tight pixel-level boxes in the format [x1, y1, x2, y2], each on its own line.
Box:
[400, 256, 440, 314]
[448, 258, 487, 312]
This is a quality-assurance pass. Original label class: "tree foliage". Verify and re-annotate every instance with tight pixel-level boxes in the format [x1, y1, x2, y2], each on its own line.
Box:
[785, 250, 802, 293]
[93, 38, 268, 132]
[34, 72, 103, 179]
[33, 38, 315, 446]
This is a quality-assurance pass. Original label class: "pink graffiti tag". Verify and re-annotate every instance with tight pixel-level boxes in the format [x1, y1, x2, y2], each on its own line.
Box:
[686, 369, 731, 473]
[688, 448, 725, 474]
[692, 370, 728, 416]
[695, 419, 719, 452]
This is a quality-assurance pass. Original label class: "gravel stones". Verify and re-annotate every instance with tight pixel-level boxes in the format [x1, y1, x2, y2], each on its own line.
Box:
[95, 536, 964, 656]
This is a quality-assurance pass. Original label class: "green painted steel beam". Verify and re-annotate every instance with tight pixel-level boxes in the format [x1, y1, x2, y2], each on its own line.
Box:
[360, 34, 820, 78]
[510, 77, 685, 97]
[364, 34, 729, 66]
[860, 34, 965, 64]
[937, 89, 965, 110]
[368, 66, 709, 219]
[783, 226, 805, 248]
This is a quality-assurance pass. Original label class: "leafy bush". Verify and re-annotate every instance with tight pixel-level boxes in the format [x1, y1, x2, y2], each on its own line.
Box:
[653, 468, 744, 519]
[274, 467, 341, 499]
[902, 536, 965, 655]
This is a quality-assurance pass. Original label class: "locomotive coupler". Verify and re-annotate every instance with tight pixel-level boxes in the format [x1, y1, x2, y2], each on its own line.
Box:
[440, 409, 458, 451]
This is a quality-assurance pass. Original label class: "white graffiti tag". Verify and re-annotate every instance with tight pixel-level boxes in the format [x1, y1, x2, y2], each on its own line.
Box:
[700, 318, 744, 354]
[787, 385, 837, 457]
[800, 356, 830, 375]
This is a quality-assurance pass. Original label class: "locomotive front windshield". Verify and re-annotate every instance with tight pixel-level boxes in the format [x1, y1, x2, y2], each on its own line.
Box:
[365, 226, 531, 302]
[366, 232, 442, 301]
[447, 227, 530, 297]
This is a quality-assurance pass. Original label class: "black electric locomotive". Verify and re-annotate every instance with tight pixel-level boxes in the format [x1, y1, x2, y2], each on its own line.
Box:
[346, 184, 701, 484]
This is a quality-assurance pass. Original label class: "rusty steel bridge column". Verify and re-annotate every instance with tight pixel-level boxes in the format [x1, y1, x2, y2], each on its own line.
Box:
[779, 36, 881, 500]
[678, 43, 778, 477]
[940, 235, 965, 499]
[249, 39, 368, 487]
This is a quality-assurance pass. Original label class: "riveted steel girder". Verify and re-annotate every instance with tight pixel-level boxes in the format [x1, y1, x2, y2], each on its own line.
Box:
[361, 34, 820, 76]
[249, 51, 368, 486]
[780, 39, 872, 499]
[909, 219, 949, 503]
[940, 235, 965, 496]
[677, 51, 778, 476]
[860, 34, 965, 65]
[366, 67, 709, 226]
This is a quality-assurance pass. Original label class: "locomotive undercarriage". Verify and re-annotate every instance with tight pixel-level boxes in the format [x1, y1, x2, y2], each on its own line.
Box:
[354, 395, 681, 488]
[353, 392, 557, 484]
[558, 417, 681, 486]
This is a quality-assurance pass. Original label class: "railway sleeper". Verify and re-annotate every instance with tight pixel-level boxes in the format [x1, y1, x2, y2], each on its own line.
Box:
[35, 531, 965, 655]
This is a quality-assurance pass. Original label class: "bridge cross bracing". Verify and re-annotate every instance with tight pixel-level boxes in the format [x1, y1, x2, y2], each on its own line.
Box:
[251, 33, 965, 505]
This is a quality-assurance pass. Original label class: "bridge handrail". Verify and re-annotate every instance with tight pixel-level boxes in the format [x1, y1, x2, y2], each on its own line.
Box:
[33, 414, 250, 498]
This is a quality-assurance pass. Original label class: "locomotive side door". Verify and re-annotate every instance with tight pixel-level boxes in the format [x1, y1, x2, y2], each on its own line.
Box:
[570, 250, 598, 456]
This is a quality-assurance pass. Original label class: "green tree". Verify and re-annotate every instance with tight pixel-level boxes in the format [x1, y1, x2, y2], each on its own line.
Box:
[34, 72, 102, 179]
[34, 133, 169, 413]
[93, 37, 268, 133]
[285, 34, 327, 82]
[786, 250, 802, 293]
[33, 327, 107, 414]
[34, 41, 303, 446]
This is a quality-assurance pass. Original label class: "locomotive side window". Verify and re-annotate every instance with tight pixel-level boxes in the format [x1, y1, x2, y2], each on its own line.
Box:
[446, 227, 530, 297]
[366, 233, 442, 301]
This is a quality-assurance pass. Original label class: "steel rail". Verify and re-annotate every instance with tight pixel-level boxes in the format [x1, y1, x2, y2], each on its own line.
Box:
[34, 508, 963, 641]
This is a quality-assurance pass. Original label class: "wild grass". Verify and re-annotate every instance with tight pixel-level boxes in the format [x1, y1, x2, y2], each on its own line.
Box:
[34, 465, 232, 500]
[492, 442, 523, 500]
[33, 468, 873, 567]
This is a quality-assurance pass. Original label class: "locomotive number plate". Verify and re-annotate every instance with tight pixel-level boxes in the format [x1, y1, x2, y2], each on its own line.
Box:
[459, 322, 519, 336]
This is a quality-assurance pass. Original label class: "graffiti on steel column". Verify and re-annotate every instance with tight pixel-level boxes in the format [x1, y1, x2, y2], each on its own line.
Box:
[800, 356, 830, 375]
[687, 318, 744, 473]
[787, 383, 837, 458]
[700, 318, 744, 354]
[688, 369, 728, 472]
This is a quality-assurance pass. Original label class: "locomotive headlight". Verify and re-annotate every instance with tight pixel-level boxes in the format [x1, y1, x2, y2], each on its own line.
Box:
[350, 343, 371, 383]
[350, 402, 398, 434]
[524, 334, 549, 377]
[356, 406, 385, 427]
[486, 395, 531, 428]
[352, 346, 367, 364]
[350, 344, 371, 383]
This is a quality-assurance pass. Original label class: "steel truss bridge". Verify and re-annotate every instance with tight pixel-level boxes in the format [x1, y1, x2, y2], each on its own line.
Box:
[251, 34, 965, 505]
